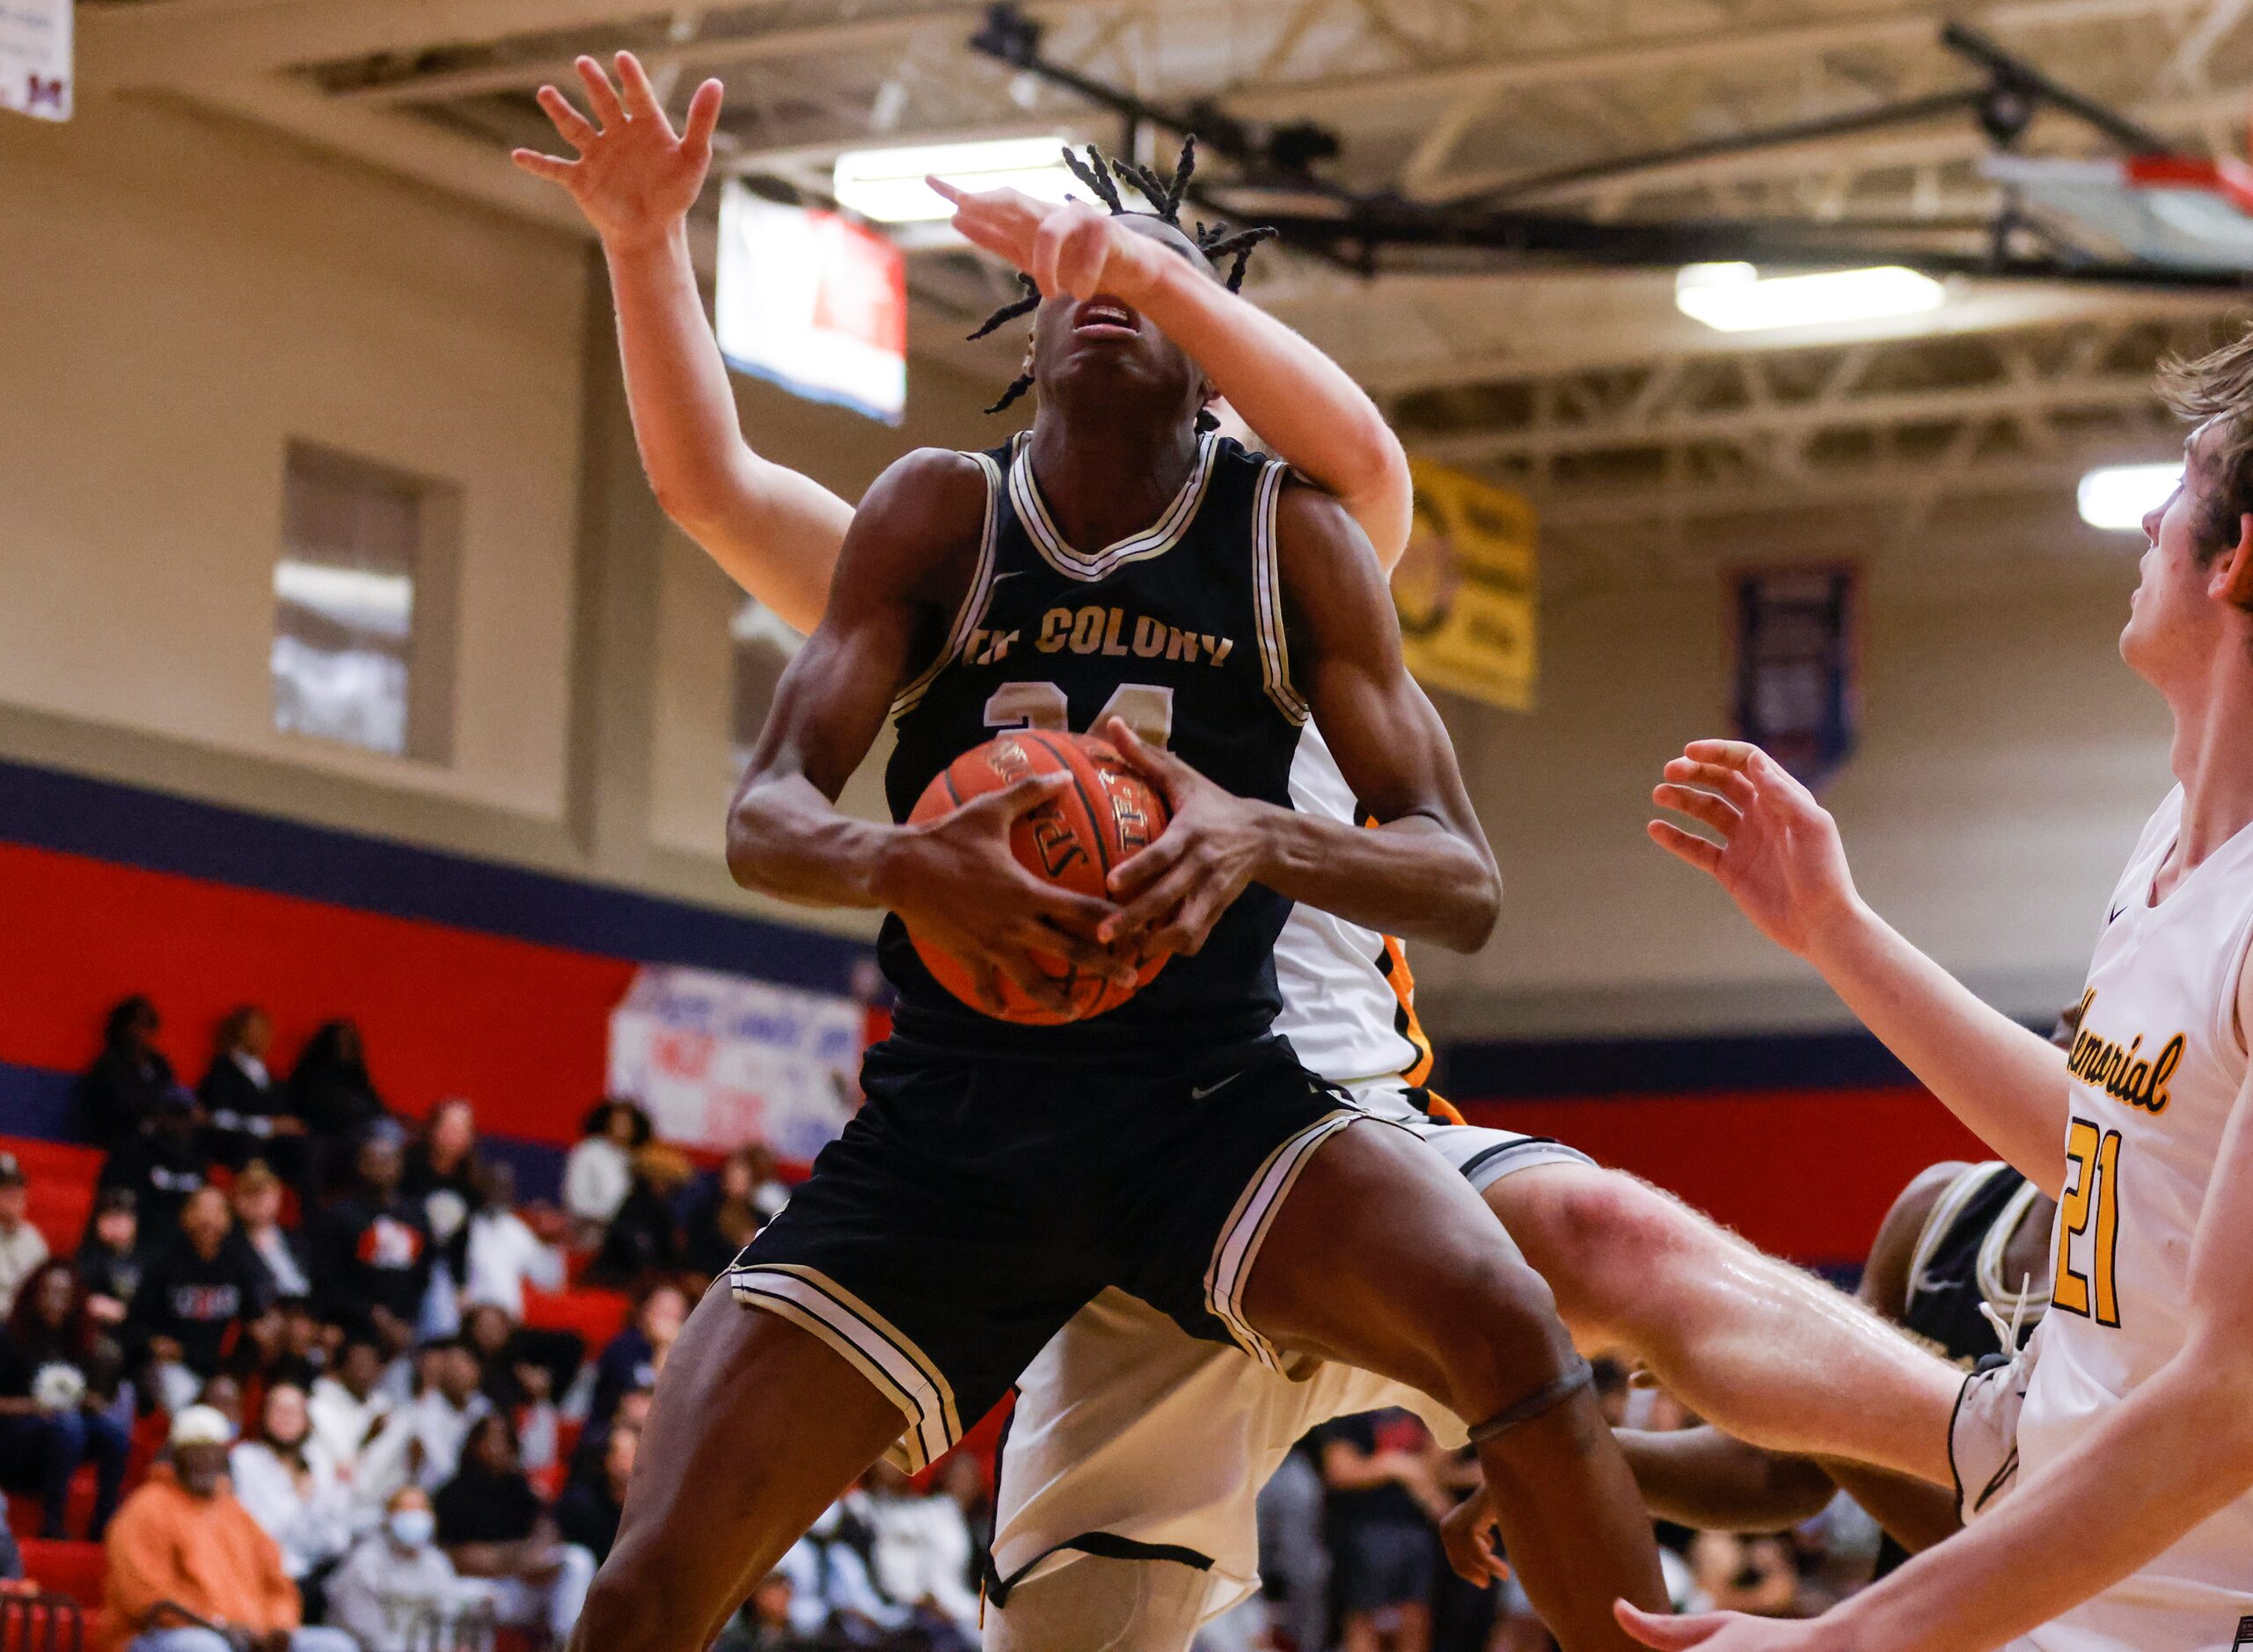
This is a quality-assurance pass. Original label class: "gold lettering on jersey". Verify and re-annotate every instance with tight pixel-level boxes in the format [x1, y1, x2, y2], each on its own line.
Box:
[1022, 607, 1236, 669]
[963, 628, 1021, 666]
[2065, 989, 2185, 1115]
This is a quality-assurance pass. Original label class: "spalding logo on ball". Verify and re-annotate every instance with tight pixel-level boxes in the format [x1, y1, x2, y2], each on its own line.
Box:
[907, 730, 1172, 1024]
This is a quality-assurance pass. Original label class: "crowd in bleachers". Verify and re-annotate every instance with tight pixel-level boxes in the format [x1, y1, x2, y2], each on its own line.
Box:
[0, 996, 991, 1652]
[0, 995, 1895, 1652]
[1195, 1360, 1884, 1652]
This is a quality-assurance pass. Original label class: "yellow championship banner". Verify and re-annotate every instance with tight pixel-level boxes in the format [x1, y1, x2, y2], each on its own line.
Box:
[1393, 458, 1539, 712]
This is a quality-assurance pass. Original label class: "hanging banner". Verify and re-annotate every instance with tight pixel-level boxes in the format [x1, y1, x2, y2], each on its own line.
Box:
[607, 965, 867, 1162]
[0, 0, 70, 122]
[1730, 564, 1860, 787]
[715, 181, 907, 425]
[1394, 458, 1538, 711]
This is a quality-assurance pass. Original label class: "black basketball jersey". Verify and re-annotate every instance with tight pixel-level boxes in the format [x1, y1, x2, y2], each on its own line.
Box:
[877, 429, 1309, 1060]
[1873, 1160, 2047, 1577]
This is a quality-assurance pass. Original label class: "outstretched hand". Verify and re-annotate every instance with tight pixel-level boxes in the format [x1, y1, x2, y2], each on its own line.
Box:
[1648, 740, 1862, 959]
[1439, 1488, 1504, 1587]
[929, 180, 1174, 309]
[512, 52, 723, 248]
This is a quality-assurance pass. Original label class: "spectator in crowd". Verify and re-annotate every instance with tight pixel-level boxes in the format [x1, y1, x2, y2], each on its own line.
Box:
[132, 1185, 271, 1411]
[403, 1340, 491, 1494]
[1686, 1531, 1798, 1618]
[553, 1420, 633, 1564]
[197, 1372, 248, 1438]
[462, 1304, 562, 1493]
[287, 1021, 389, 1196]
[0, 1152, 50, 1316]
[77, 996, 176, 1154]
[313, 1125, 431, 1356]
[561, 1100, 647, 1245]
[586, 1144, 690, 1287]
[403, 1099, 480, 1291]
[461, 1162, 566, 1325]
[769, 1494, 910, 1646]
[103, 1404, 359, 1652]
[865, 1456, 981, 1648]
[99, 1090, 207, 1241]
[230, 1382, 358, 1600]
[234, 1162, 312, 1301]
[0, 1259, 130, 1539]
[199, 1007, 304, 1174]
[433, 1412, 595, 1648]
[713, 1570, 800, 1652]
[566, 1385, 650, 1495]
[589, 1281, 684, 1430]
[307, 1334, 395, 1473]
[1314, 1407, 1451, 1652]
[77, 1186, 144, 1327]
[263, 1297, 334, 1392]
[326, 1485, 485, 1652]
[680, 1146, 766, 1280]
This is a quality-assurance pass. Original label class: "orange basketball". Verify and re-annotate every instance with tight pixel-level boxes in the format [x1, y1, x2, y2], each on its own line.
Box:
[906, 729, 1173, 1024]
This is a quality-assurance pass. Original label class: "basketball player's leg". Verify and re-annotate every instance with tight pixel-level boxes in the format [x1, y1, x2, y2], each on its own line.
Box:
[1489, 1162, 1961, 1483]
[1235, 1119, 1668, 1652]
[568, 1284, 907, 1652]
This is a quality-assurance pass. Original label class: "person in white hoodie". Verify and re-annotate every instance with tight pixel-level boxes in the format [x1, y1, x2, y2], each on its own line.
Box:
[864, 1459, 980, 1647]
[230, 1382, 359, 1588]
[327, 1485, 489, 1652]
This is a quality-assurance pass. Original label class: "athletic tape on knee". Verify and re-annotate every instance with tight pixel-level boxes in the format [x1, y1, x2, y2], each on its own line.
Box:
[1465, 1356, 1594, 1446]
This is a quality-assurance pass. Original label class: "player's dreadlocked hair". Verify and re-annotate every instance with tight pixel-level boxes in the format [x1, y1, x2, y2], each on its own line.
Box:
[970, 135, 1282, 422]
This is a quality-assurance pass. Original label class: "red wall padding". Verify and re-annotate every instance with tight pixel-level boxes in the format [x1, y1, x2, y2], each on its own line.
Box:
[1462, 1085, 1991, 1266]
[0, 842, 634, 1144]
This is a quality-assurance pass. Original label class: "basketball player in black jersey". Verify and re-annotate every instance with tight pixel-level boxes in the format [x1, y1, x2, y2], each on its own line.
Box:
[565, 150, 1669, 1652]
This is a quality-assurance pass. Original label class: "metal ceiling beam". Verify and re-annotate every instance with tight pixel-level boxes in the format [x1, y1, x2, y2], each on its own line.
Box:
[1222, 0, 2204, 119]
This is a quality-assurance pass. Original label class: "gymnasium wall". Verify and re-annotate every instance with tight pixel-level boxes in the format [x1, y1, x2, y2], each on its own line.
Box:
[0, 756, 869, 1193]
[1416, 558, 2176, 1038]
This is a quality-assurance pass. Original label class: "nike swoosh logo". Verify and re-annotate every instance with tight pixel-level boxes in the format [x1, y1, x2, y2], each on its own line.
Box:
[2108, 905, 2126, 925]
[990, 568, 1024, 583]
[1190, 1073, 1240, 1100]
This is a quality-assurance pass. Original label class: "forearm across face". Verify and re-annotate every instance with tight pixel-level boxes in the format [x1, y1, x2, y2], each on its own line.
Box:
[1140, 256, 1412, 568]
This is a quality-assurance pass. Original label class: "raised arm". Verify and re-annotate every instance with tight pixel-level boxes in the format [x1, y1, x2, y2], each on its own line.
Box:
[1104, 481, 1498, 956]
[1651, 741, 2068, 1197]
[934, 181, 1414, 567]
[725, 449, 1127, 1013]
[513, 53, 851, 633]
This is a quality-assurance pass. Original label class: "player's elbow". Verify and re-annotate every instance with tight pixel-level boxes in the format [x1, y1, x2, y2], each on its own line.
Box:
[1436, 856, 1502, 954]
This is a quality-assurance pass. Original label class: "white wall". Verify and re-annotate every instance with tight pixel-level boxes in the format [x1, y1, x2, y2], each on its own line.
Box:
[0, 96, 584, 821]
[1416, 557, 2176, 1035]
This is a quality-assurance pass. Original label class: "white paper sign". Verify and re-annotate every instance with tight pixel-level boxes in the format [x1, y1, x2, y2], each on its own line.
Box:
[0, 0, 70, 122]
[606, 965, 865, 1162]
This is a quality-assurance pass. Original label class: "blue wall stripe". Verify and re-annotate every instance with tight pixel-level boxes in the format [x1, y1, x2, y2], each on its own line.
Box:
[0, 1061, 80, 1144]
[0, 757, 871, 992]
[1441, 1028, 1921, 1099]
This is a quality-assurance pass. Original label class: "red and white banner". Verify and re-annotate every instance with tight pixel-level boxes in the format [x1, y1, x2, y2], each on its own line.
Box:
[0, 0, 70, 122]
[607, 966, 866, 1162]
[715, 182, 907, 425]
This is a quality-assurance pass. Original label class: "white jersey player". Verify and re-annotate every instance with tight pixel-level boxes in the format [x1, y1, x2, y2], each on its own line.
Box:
[517, 59, 1990, 1651]
[1636, 335, 2253, 1651]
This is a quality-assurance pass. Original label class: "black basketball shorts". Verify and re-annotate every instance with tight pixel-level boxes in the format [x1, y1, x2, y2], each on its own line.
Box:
[728, 1033, 1389, 1470]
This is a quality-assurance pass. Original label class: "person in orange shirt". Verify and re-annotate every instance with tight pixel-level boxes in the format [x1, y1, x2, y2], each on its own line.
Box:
[103, 1406, 359, 1652]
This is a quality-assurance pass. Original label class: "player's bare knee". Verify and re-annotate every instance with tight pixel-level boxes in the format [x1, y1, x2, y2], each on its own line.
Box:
[1420, 1246, 1576, 1422]
[1516, 1169, 1711, 1337]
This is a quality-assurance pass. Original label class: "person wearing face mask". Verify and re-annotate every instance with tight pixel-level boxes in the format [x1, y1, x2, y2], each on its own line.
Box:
[326, 1486, 485, 1652]
[230, 1384, 357, 1609]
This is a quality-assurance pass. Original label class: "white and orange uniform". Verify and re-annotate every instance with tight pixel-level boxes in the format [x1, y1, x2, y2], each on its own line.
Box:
[2009, 786, 2253, 1650]
[988, 727, 1586, 1633]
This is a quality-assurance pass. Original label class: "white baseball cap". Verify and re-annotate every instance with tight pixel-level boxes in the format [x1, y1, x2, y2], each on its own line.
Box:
[170, 1405, 234, 1450]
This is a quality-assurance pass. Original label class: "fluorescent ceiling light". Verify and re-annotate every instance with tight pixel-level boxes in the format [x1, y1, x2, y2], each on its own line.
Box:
[2078, 463, 2181, 532]
[835, 136, 1076, 224]
[274, 559, 413, 639]
[1674, 261, 1947, 333]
